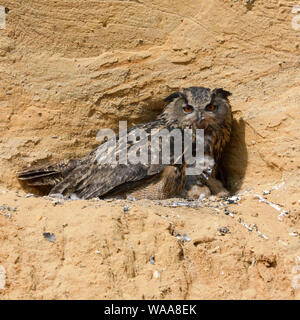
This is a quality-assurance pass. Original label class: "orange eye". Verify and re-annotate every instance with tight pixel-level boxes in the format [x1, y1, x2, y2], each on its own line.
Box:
[182, 105, 194, 114]
[205, 104, 217, 111]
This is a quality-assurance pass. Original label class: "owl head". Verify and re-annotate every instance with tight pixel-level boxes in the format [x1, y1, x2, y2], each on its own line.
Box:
[161, 86, 232, 130]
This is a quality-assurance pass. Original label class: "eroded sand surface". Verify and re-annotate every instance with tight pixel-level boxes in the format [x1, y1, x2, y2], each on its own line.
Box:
[0, 183, 299, 299]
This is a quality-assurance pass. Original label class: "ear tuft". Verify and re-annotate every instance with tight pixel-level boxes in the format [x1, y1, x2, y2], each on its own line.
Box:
[164, 91, 186, 103]
[212, 88, 232, 99]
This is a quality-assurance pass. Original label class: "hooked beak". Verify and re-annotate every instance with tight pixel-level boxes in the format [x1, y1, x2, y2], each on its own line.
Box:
[198, 111, 202, 122]
[193, 111, 207, 129]
[195, 111, 204, 128]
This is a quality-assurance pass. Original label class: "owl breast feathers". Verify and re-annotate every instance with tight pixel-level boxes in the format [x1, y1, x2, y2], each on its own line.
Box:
[18, 87, 233, 200]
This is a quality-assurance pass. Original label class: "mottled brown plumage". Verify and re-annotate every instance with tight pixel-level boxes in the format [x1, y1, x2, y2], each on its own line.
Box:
[18, 87, 232, 200]
[105, 165, 186, 200]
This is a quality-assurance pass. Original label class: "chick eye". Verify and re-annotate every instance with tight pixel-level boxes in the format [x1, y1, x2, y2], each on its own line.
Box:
[205, 104, 217, 112]
[182, 105, 194, 114]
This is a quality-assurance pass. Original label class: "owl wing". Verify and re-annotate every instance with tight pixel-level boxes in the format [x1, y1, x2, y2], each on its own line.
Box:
[18, 120, 170, 199]
[50, 159, 165, 199]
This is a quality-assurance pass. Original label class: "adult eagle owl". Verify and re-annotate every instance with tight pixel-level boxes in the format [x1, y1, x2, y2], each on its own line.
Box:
[18, 87, 232, 200]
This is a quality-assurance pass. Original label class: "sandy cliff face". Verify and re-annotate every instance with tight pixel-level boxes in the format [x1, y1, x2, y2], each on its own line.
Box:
[0, 0, 299, 299]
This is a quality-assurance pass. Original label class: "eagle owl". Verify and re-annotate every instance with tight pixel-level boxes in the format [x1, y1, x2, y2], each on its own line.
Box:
[18, 87, 232, 200]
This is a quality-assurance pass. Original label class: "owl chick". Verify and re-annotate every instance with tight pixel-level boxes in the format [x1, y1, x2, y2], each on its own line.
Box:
[18, 86, 232, 200]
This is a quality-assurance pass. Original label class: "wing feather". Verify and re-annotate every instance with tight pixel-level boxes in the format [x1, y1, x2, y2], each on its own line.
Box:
[18, 119, 181, 199]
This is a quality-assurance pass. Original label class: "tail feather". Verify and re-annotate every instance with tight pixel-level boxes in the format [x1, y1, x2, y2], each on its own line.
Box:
[18, 170, 59, 180]
[17, 159, 78, 187]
